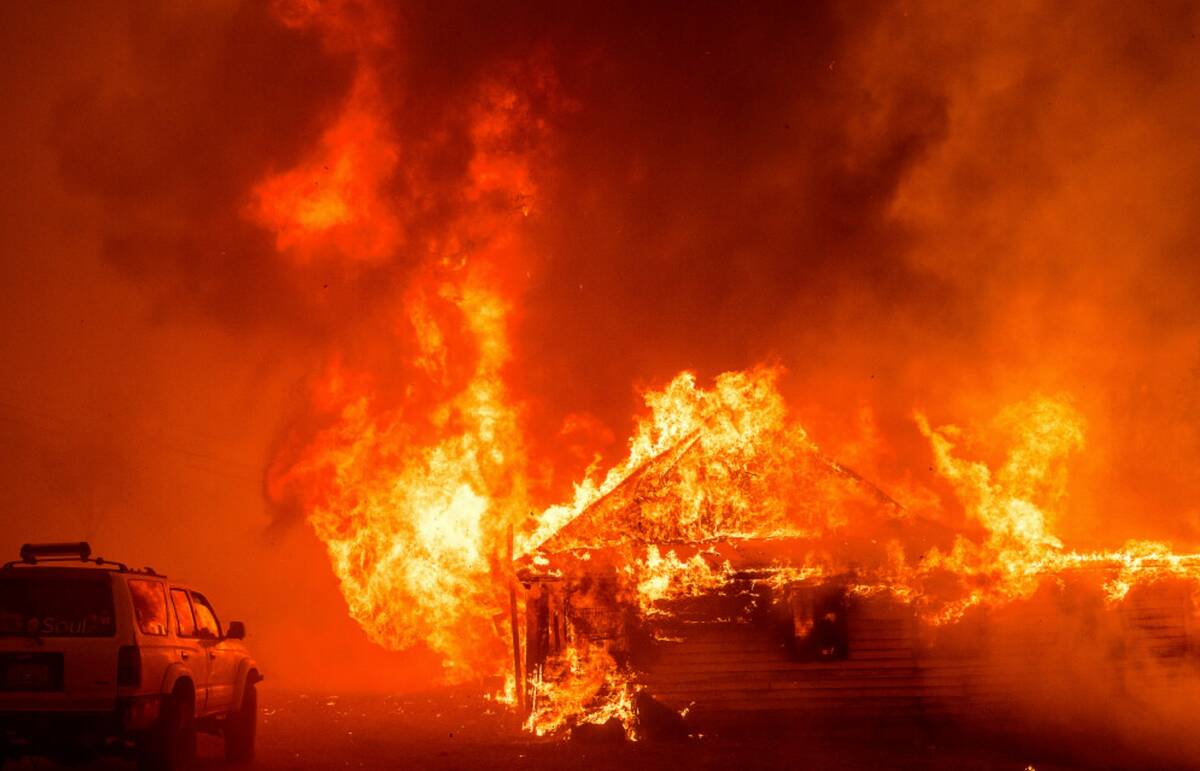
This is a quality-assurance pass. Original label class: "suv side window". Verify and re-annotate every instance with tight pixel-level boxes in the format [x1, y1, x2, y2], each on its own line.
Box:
[128, 579, 168, 636]
[191, 593, 221, 640]
[171, 588, 196, 637]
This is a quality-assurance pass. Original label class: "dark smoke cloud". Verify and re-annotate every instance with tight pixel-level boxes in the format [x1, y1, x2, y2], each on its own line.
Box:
[47, 0, 356, 331]
[4, 0, 1200, 688]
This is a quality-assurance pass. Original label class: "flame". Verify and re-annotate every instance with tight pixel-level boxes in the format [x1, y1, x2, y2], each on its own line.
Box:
[269, 274, 525, 678]
[249, 71, 401, 263]
[626, 546, 734, 617]
[259, 2, 547, 681]
[248, 2, 400, 264]
[527, 367, 857, 551]
[520, 376, 1200, 733]
[251, 0, 1200, 736]
[907, 399, 1200, 622]
[525, 645, 636, 737]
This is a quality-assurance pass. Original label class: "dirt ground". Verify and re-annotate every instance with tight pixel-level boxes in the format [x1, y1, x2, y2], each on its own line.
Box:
[0, 688, 1149, 770]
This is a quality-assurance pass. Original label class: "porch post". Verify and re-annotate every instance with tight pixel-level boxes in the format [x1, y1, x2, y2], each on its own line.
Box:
[507, 524, 525, 718]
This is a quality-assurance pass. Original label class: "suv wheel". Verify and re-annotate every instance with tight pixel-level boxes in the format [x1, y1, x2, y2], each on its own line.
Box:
[138, 689, 196, 771]
[224, 681, 257, 763]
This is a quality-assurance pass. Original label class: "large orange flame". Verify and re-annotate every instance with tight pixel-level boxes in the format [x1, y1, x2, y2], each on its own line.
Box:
[257, 1, 545, 680]
[250, 0, 1200, 734]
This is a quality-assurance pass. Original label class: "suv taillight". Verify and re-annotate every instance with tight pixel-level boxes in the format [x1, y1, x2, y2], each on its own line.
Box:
[117, 645, 141, 687]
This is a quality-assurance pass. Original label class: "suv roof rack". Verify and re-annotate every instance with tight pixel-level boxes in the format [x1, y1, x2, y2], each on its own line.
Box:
[2, 541, 162, 576]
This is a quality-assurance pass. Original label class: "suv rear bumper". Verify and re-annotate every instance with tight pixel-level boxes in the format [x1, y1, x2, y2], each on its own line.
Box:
[0, 696, 162, 754]
[1, 707, 120, 736]
[1, 708, 121, 758]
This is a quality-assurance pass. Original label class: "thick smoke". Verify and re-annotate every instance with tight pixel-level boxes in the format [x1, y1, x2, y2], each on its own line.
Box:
[3, 0, 1200, 695]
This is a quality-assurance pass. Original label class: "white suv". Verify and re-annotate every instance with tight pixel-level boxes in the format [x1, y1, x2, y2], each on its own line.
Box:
[0, 543, 262, 770]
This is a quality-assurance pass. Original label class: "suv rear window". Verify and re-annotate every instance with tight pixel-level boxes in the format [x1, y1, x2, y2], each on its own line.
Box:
[0, 572, 116, 637]
[128, 579, 168, 636]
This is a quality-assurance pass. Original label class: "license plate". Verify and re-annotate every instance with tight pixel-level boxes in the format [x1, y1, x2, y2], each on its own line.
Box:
[4, 662, 52, 690]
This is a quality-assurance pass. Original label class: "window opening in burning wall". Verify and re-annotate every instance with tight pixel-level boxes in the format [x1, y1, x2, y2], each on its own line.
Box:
[790, 585, 849, 660]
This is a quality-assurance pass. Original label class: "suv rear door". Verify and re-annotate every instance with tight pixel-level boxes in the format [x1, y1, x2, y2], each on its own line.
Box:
[168, 587, 209, 713]
[0, 569, 121, 710]
[124, 576, 173, 695]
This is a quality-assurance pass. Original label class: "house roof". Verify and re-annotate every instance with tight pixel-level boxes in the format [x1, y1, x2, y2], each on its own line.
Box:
[531, 426, 906, 558]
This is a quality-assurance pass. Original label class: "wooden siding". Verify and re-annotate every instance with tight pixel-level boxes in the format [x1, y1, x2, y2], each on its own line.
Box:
[633, 579, 1197, 731]
[643, 592, 925, 727]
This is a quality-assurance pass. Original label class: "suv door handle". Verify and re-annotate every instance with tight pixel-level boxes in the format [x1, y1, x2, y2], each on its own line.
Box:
[209, 651, 217, 659]
[181, 652, 189, 660]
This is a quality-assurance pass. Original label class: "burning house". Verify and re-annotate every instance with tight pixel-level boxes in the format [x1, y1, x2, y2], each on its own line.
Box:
[512, 372, 1200, 739]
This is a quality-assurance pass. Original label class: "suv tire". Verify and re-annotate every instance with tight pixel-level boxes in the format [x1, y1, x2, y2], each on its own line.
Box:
[224, 681, 257, 763]
[138, 690, 196, 771]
